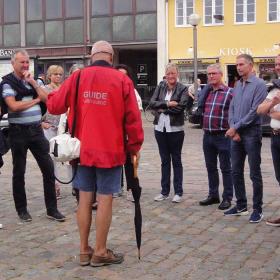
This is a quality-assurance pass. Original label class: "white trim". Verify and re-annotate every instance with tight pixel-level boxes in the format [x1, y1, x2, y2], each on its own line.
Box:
[234, 0, 256, 25]
[203, 0, 224, 26]
[20, 0, 25, 47]
[267, 0, 280, 22]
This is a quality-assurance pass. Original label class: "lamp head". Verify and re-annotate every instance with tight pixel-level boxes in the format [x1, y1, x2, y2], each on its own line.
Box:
[189, 13, 201, 26]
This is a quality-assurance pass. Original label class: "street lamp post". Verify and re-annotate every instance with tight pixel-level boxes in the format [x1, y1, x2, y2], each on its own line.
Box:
[189, 14, 201, 97]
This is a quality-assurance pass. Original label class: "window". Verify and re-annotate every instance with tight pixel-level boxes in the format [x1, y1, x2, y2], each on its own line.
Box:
[26, 0, 42, 21]
[4, 0, 20, 23]
[204, 0, 224, 25]
[175, 0, 194, 26]
[92, 0, 110, 16]
[136, 0, 156, 12]
[268, 0, 280, 22]
[235, 0, 256, 23]
[46, 0, 62, 19]
[90, 0, 157, 43]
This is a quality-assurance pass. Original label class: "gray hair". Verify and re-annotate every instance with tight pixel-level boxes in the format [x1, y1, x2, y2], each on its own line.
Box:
[236, 54, 254, 64]
[207, 63, 223, 74]
[165, 63, 178, 73]
[11, 49, 29, 62]
[69, 63, 84, 75]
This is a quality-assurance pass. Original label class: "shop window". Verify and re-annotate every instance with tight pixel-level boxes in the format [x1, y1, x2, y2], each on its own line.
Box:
[235, 0, 256, 24]
[65, 19, 83, 44]
[135, 14, 157, 40]
[175, 0, 194, 26]
[112, 15, 133, 41]
[92, 0, 110, 16]
[204, 0, 224, 25]
[268, 0, 280, 22]
[136, 0, 156, 12]
[26, 0, 42, 21]
[91, 17, 112, 41]
[26, 22, 44, 45]
[3, 24, 20, 46]
[45, 21, 64, 45]
[46, 0, 62, 19]
[113, 0, 132, 14]
[65, 0, 83, 18]
[4, 0, 19, 23]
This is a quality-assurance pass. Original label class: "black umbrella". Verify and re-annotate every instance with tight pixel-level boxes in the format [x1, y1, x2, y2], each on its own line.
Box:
[124, 154, 142, 260]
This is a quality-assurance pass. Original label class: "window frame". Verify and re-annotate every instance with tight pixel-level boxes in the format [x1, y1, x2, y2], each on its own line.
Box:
[25, 0, 85, 47]
[267, 0, 280, 23]
[203, 0, 224, 26]
[234, 0, 256, 25]
[175, 0, 195, 28]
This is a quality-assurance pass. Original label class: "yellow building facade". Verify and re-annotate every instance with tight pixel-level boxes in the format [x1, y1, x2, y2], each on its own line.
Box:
[158, 0, 280, 86]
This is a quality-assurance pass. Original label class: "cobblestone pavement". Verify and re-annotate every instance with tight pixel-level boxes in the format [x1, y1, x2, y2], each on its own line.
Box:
[1, 118, 280, 280]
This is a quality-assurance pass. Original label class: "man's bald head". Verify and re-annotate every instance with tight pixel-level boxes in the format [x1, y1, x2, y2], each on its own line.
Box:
[91, 41, 114, 64]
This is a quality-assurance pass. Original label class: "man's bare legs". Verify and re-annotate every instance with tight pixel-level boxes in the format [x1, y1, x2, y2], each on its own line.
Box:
[94, 194, 113, 256]
[77, 191, 93, 254]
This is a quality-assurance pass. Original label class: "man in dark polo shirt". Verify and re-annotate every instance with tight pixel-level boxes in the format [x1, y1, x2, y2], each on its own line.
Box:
[1, 49, 65, 223]
[199, 64, 233, 210]
[225, 54, 267, 223]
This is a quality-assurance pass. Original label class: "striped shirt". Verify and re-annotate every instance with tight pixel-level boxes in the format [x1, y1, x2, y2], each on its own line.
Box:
[2, 76, 43, 124]
[203, 84, 233, 132]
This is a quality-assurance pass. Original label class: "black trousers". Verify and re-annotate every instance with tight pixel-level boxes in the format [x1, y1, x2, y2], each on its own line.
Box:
[9, 123, 57, 213]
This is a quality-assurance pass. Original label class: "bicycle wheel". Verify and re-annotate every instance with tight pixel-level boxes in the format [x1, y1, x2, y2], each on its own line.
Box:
[144, 105, 154, 122]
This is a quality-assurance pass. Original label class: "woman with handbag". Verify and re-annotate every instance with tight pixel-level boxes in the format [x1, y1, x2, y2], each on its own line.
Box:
[150, 63, 188, 203]
[41, 65, 64, 199]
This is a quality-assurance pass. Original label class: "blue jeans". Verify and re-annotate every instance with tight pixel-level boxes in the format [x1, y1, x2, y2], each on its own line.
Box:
[231, 128, 263, 212]
[271, 135, 280, 186]
[155, 130, 184, 196]
[203, 132, 233, 200]
[9, 123, 57, 213]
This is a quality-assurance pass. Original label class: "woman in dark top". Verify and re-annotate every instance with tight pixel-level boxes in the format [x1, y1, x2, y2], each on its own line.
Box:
[150, 63, 188, 203]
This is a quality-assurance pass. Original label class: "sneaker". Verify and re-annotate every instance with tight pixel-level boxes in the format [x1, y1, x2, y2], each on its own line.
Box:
[224, 206, 249, 216]
[46, 209, 66, 222]
[18, 210, 32, 222]
[266, 217, 280, 227]
[172, 194, 183, 203]
[154, 194, 169, 201]
[249, 210, 263, 223]
[90, 249, 124, 267]
[126, 191, 134, 202]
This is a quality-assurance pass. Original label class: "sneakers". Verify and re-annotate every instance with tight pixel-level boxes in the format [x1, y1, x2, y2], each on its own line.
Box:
[46, 209, 66, 222]
[249, 210, 263, 223]
[224, 206, 249, 216]
[172, 194, 183, 203]
[18, 210, 32, 222]
[154, 194, 169, 201]
[266, 217, 280, 227]
[90, 249, 124, 267]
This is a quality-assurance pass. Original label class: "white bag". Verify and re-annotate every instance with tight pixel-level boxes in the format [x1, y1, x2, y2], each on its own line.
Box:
[49, 133, 80, 162]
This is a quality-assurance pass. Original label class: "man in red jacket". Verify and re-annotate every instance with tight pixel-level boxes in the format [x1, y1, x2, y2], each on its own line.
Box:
[47, 41, 144, 267]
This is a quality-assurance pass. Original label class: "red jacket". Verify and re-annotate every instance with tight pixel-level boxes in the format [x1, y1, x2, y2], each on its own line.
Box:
[47, 61, 144, 168]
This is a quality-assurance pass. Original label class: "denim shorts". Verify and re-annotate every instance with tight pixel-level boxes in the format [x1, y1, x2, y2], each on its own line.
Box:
[72, 165, 122, 195]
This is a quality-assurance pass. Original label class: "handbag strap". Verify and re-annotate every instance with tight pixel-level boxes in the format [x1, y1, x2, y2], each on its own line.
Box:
[70, 71, 81, 138]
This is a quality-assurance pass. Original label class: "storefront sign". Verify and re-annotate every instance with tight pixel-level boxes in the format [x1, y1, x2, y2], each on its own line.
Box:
[0, 49, 15, 57]
[219, 48, 253, 56]
[173, 58, 218, 65]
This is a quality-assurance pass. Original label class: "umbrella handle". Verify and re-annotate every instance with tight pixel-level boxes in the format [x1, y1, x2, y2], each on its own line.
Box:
[133, 155, 138, 178]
